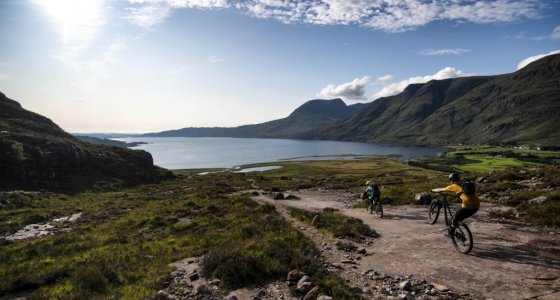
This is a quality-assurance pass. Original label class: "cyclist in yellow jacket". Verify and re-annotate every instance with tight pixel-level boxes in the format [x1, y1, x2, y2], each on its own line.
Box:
[432, 173, 479, 230]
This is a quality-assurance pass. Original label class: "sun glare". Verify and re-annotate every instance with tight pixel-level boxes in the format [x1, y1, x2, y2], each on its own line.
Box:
[35, 0, 105, 50]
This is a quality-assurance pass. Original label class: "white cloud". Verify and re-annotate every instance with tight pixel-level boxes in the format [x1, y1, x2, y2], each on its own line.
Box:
[126, 0, 228, 27]
[375, 67, 472, 98]
[318, 76, 370, 100]
[124, 0, 544, 32]
[420, 48, 471, 56]
[517, 50, 560, 70]
[552, 26, 560, 40]
[376, 75, 393, 84]
[125, 4, 172, 28]
[512, 25, 560, 40]
[207, 56, 226, 63]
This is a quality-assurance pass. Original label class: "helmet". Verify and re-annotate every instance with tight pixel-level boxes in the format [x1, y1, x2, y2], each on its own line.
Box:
[366, 180, 372, 186]
[448, 173, 460, 181]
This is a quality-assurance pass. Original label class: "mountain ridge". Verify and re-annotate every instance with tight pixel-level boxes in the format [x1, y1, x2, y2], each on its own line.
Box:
[143, 98, 366, 138]
[311, 54, 560, 145]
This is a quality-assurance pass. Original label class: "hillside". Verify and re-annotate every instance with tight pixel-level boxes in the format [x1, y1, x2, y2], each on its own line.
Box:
[0, 92, 170, 192]
[315, 54, 560, 145]
[144, 98, 366, 138]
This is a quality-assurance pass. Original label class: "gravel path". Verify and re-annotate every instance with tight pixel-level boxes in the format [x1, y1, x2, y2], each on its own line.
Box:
[253, 188, 560, 300]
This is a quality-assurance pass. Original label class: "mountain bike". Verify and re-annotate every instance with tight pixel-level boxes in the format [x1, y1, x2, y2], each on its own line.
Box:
[366, 196, 383, 218]
[428, 192, 473, 254]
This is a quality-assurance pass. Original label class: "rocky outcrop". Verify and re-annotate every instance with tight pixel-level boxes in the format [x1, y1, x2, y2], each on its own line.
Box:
[0, 92, 171, 192]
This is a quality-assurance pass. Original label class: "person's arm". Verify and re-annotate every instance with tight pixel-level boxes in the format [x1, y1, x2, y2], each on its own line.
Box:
[431, 187, 445, 192]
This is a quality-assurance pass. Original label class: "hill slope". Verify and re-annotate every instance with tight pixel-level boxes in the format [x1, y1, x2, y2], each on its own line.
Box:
[144, 99, 366, 138]
[316, 54, 560, 145]
[0, 92, 169, 192]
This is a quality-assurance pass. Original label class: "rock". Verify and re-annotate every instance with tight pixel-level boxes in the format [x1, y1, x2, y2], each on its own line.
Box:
[273, 192, 285, 200]
[287, 269, 305, 283]
[312, 214, 320, 225]
[303, 286, 320, 300]
[223, 294, 239, 300]
[414, 192, 431, 205]
[357, 247, 367, 255]
[154, 290, 170, 300]
[476, 176, 486, 183]
[188, 271, 200, 281]
[399, 280, 412, 291]
[317, 296, 333, 300]
[433, 283, 449, 292]
[296, 275, 313, 293]
[194, 284, 211, 295]
[398, 293, 408, 300]
[341, 259, 355, 264]
[529, 196, 549, 205]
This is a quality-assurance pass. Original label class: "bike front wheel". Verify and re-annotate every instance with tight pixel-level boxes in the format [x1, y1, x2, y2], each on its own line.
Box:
[375, 202, 383, 218]
[428, 201, 440, 224]
[452, 222, 473, 254]
[366, 201, 373, 214]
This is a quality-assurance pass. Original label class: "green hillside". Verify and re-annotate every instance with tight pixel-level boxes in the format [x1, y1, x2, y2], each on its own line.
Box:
[315, 54, 560, 146]
[0, 92, 170, 192]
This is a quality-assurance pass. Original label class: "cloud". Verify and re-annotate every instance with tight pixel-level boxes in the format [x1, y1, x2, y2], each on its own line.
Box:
[375, 67, 472, 98]
[125, 4, 172, 28]
[511, 25, 560, 40]
[420, 48, 471, 56]
[318, 76, 370, 100]
[125, 0, 545, 32]
[207, 56, 226, 63]
[376, 75, 393, 84]
[552, 26, 560, 40]
[517, 50, 560, 70]
[126, 0, 228, 27]
[0, 72, 9, 81]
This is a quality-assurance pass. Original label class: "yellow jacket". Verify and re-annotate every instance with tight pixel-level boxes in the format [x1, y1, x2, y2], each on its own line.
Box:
[444, 183, 480, 209]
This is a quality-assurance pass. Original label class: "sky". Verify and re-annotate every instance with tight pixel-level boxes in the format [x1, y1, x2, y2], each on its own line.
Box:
[0, 0, 559, 133]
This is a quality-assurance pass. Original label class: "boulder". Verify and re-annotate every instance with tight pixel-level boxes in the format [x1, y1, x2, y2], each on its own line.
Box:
[414, 192, 431, 205]
[399, 280, 412, 291]
[287, 269, 305, 283]
[273, 192, 285, 200]
[296, 275, 313, 294]
[528, 196, 549, 205]
[303, 286, 321, 300]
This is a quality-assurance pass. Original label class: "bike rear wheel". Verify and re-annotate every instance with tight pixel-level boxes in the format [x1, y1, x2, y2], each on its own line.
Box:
[375, 202, 383, 218]
[428, 201, 440, 224]
[452, 222, 473, 254]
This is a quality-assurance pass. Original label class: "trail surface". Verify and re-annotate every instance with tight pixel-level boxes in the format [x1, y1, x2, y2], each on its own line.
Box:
[254, 188, 560, 300]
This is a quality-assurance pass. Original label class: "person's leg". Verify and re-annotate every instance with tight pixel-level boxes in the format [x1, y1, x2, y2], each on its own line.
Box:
[452, 208, 478, 227]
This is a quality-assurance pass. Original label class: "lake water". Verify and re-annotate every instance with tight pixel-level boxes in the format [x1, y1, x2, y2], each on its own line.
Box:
[117, 137, 446, 169]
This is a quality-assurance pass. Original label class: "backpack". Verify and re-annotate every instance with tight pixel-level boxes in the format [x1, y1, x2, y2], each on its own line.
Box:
[461, 181, 476, 196]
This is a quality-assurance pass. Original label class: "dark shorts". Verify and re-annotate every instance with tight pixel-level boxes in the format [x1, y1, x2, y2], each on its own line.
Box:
[453, 207, 478, 227]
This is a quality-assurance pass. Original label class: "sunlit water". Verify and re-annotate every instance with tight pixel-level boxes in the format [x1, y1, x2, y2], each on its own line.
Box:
[116, 137, 446, 169]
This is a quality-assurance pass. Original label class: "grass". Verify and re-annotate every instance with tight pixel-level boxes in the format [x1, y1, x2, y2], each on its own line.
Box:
[0, 173, 335, 298]
[2, 153, 559, 298]
[288, 207, 378, 242]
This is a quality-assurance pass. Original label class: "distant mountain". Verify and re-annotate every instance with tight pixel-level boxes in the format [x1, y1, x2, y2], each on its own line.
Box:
[144, 98, 367, 138]
[0, 92, 170, 192]
[313, 54, 560, 146]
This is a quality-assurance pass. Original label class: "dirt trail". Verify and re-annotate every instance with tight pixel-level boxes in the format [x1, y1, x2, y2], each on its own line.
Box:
[254, 188, 560, 300]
